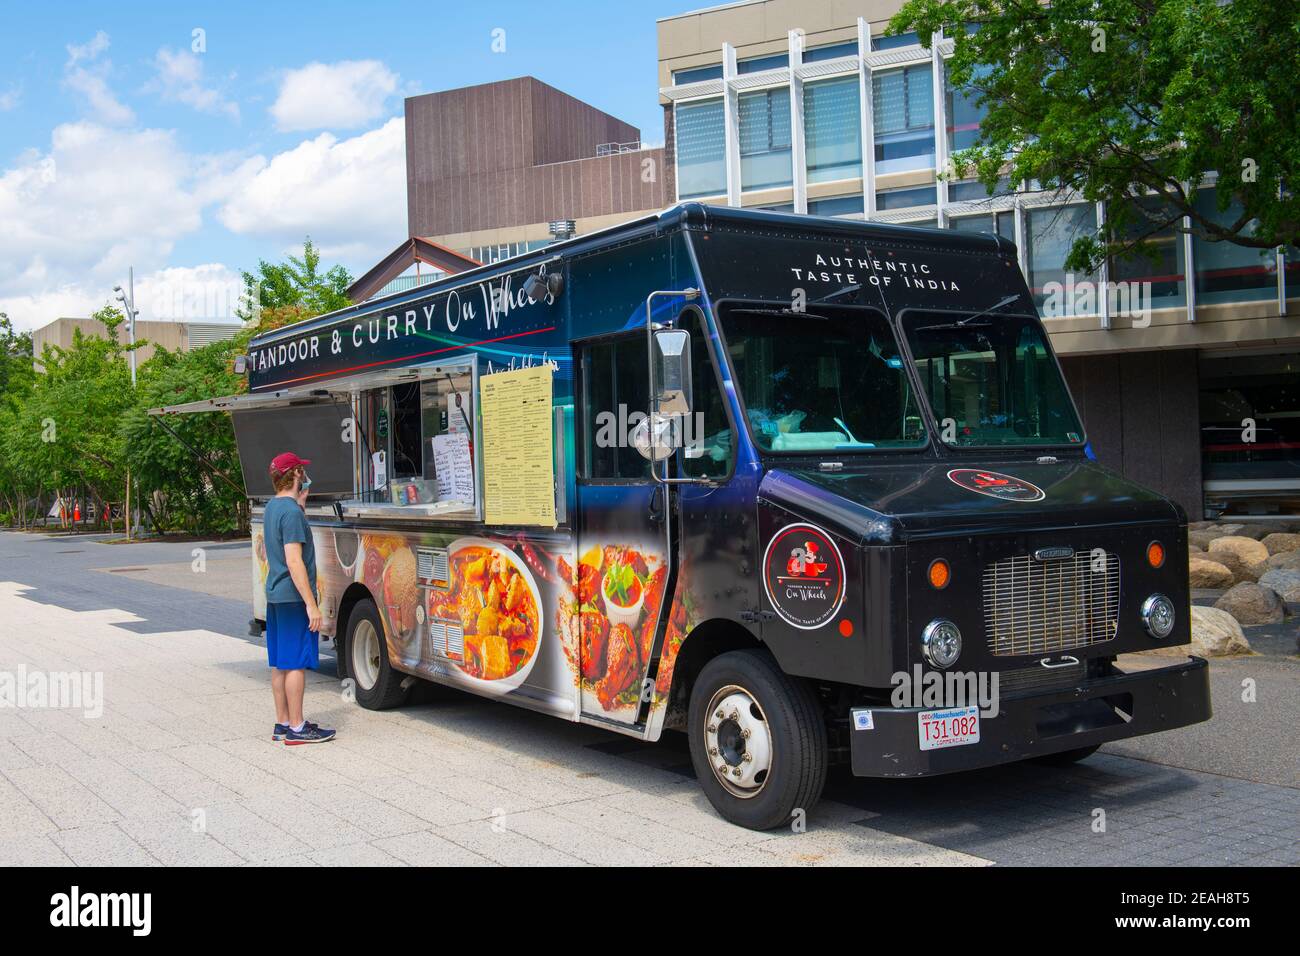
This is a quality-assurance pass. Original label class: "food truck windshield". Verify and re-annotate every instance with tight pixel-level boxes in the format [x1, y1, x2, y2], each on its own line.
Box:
[900, 307, 1085, 448]
[718, 303, 926, 453]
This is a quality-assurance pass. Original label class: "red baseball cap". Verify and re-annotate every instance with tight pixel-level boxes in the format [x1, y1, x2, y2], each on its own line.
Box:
[269, 451, 311, 474]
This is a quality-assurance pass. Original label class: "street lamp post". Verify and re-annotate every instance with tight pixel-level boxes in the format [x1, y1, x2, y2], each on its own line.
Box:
[114, 269, 139, 540]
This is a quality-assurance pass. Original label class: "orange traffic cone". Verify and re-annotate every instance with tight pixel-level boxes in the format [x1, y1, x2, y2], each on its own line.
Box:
[74, 502, 81, 522]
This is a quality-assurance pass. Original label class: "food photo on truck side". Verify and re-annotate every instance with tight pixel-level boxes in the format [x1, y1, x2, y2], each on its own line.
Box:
[151, 203, 1212, 831]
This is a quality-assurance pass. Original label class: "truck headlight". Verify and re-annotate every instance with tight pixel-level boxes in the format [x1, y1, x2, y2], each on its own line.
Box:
[1141, 594, 1175, 639]
[921, 619, 962, 669]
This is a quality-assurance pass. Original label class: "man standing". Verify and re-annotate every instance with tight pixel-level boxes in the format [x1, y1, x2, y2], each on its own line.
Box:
[264, 452, 336, 745]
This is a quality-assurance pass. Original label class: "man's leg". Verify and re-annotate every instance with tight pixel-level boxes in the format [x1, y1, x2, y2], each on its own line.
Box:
[271, 669, 289, 726]
[285, 669, 306, 728]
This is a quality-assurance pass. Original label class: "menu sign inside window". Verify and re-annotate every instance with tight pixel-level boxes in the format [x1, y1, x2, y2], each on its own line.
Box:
[480, 366, 556, 527]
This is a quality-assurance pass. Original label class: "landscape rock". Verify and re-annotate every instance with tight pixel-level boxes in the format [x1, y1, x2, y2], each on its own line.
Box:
[1213, 581, 1285, 626]
[1207, 535, 1270, 567]
[1209, 523, 1245, 537]
[1205, 548, 1263, 583]
[1188, 557, 1234, 590]
[1263, 550, 1300, 572]
[1188, 530, 1221, 550]
[1188, 605, 1252, 657]
[1257, 569, 1300, 604]
[1260, 532, 1300, 555]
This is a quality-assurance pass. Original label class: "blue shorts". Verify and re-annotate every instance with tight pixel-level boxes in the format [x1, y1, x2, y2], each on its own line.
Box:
[266, 601, 319, 671]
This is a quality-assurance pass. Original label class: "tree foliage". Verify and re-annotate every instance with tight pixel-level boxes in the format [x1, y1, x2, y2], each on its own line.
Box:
[238, 237, 352, 327]
[891, 0, 1300, 270]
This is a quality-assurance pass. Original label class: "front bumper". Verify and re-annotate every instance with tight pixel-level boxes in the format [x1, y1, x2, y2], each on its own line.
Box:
[849, 656, 1211, 777]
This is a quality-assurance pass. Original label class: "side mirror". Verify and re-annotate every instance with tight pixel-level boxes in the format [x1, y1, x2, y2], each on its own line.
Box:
[633, 327, 693, 462]
[652, 328, 692, 417]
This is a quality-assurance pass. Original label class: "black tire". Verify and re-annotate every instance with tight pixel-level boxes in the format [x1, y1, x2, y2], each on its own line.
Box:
[344, 599, 408, 710]
[1032, 744, 1101, 766]
[687, 649, 827, 831]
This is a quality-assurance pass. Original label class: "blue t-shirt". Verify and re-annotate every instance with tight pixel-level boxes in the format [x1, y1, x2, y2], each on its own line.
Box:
[264, 496, 316, 605]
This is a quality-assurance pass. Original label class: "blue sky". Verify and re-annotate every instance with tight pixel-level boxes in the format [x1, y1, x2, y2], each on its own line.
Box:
[0, 0, 705, 331]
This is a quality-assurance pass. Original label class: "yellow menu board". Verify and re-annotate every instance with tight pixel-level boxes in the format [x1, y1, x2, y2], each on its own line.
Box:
[480, 365, 556, 527]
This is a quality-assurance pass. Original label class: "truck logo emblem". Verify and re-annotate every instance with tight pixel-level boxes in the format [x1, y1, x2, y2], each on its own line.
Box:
[1034, 547, 1074, 561]
[762, 523, 846, 630]
[947, 468, 1046, 503]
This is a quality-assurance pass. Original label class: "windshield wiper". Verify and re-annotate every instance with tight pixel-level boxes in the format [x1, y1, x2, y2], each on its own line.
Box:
[811, 283, 861, 304]
[957, 293, 1020, 326]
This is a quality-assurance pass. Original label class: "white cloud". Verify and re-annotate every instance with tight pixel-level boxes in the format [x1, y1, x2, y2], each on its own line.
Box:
[270, 60, 398, 132]
[66, 31, 110, 66]
[0, 123, 240, 330]
[0, 86, 19, 111]
[63, 31, 134, 125]
[219, 117, 405, 263]
[150, 48, 239, 120]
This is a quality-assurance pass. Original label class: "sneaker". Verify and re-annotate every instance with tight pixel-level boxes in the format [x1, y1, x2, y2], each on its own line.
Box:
[274, 720, 320, 741]
[284, 722, 336, 745]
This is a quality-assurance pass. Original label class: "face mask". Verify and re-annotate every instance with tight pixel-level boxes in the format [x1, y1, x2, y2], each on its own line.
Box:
[300, 473, 312, 490]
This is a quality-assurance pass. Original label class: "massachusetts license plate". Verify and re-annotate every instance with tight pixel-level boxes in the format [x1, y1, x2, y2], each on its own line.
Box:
[918, 705, 980, 751]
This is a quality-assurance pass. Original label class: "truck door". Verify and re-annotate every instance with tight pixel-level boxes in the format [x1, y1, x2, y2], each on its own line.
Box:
[573, 329, 674, 726]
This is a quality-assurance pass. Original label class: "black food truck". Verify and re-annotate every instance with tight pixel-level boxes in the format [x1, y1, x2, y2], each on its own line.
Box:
[154, 204, 1211, 830]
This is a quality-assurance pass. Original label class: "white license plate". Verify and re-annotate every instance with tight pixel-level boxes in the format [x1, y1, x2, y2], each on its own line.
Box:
[917, 705, 980, 751]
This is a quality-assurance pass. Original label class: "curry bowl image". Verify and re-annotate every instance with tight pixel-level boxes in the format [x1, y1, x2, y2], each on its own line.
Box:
[427, 537, 543, 693]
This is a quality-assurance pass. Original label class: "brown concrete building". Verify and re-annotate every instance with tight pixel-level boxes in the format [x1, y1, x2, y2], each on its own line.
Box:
[30, 318, 239, 370]
[405, 76, 666, 265]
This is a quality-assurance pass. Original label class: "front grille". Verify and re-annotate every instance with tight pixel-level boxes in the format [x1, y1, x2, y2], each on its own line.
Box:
[998, 659, 1086, 695]
[983, 550, 1120, 656]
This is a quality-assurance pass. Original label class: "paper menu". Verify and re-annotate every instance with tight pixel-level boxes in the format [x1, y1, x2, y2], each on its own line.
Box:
[371, 450, 387, 491]
[479, 366, 556, 527]
[431, 433, 475, 505]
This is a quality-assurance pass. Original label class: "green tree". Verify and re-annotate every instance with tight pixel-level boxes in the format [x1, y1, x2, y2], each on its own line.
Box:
[891, 0, 1300, 270]
[8, 305, 137, 529]
[120, 339, 249, 535]
[238, 237, 352, 330]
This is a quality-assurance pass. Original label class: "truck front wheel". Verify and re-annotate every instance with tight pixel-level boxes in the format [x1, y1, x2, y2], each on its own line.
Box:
[688, 649, 827, 831]
[345, 599, 407, 710]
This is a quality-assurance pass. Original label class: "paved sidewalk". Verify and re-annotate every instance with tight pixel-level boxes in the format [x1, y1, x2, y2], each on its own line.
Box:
[0, 580, 984, 866]
[1, 530, 1296, 867]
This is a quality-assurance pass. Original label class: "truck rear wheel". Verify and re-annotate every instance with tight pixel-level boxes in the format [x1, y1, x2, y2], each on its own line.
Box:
[345, 599, 407, 710]
[688, 649, 827, 831]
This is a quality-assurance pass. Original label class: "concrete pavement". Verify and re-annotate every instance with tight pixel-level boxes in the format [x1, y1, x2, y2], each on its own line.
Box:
[0, 530, 1296, 866]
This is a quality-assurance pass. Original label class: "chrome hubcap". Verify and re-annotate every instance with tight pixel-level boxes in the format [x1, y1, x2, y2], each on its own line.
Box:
[703, 684, 772, 798]
[351, 619, 381, 690]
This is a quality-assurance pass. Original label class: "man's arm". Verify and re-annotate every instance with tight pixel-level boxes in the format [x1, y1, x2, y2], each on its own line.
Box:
[284, 541, 322, 632]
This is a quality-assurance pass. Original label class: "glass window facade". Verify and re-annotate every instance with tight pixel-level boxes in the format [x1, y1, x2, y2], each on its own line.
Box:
[738, 53, 788, 74]
[1027, 204, 1100, 317]
[872, 65, 935, 173]
[738, 87, 792, 190]
[804, 41, 858, 63]
[1199, 351, 1300, 490]
[673, 64, 723, 85]
[1109, 197, 1187, 309]
[676, 98, 726, 199]
[876, 184, 936, 209]
[808, 194, 864, 217]
[873, 32, 921, 51]
[1192, 188, 1278, 305]
[945, 66, 990, 153]
[804, 76, 861, 184]
[949, 211, 1014, 240]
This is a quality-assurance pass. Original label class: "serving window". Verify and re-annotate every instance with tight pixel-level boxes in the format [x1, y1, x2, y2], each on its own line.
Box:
[344, 359, 481, 518]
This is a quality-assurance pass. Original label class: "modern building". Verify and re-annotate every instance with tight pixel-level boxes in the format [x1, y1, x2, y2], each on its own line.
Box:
[656, 0, 1299, 517]
[30, 318, 239, 370]
[351, 76, 669, 301]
